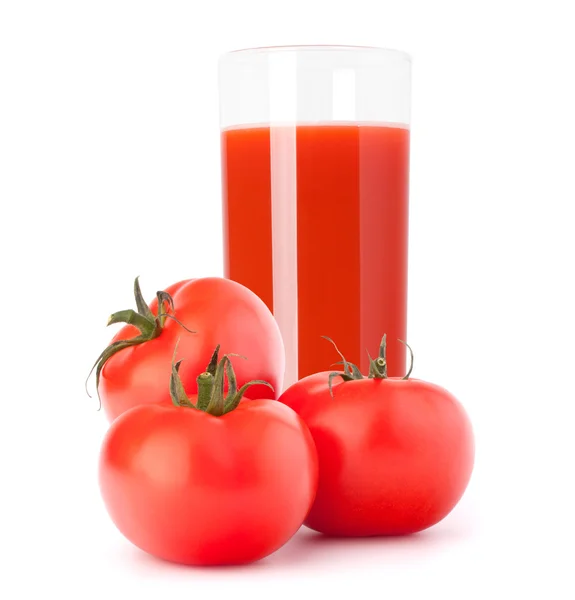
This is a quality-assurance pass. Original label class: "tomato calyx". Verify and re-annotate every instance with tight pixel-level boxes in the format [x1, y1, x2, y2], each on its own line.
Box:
[323, 335, 415, 396]
[170, 345, 274, 416]
[86, 277, 195, 404]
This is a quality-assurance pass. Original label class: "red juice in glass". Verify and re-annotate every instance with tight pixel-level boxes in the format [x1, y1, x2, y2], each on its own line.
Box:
[220, 48, 411, 388]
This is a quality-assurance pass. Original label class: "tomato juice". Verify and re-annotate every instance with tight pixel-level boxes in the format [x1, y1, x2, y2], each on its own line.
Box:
[222, 123, 409, 386]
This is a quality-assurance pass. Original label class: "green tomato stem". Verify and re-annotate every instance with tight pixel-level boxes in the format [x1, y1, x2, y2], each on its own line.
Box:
[324, 334, 415, 396]
[196, 372, 214, 411]
[171, 349, 273, 417]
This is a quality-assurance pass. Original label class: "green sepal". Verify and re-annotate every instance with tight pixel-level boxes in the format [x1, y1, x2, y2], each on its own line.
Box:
[330, 361, 364, 379]
[323, 336, 364, 397]
[398, 339, 414, 380]
[171, 346, 273, 417]
[378, 334, 387, 360]
[170, 360, 196, 408]
[107, 309, 156, 337]
[322, 336, 354, 377]
[156, 290, 175, 327]
[86, 276, 192, 406]
[134, 276, 155, 321]
[324, 334, 416, 392]
[225, 357, 238, 401]
[206, 355, 229, 416]
[206, 345, 220, 377]
[86, 335, 149, 408]
[327, 371, 354, 397]
[367, 350, 378, 378]
[224, 380, 274, 414]
[367, 336, 388, 379]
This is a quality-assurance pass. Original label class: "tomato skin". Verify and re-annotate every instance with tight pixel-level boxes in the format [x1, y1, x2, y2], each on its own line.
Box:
[279, 374, 474, 536]
[99, 400, 318, 565]
[100, 277, 285, 422]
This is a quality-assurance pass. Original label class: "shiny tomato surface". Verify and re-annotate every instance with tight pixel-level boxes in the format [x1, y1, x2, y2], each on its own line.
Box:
[280, 373, 474, 536]
[100, 277, 284, 421]
[99, 400, 318, 565]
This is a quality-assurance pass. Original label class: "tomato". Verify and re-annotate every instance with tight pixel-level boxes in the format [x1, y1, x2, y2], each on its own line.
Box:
[278, 337, 474, 536]
[99, 352, 318, 565]
[90, 277, 284, 421]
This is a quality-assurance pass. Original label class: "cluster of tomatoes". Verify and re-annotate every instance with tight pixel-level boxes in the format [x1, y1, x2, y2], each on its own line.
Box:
[93, 276, 474, 566]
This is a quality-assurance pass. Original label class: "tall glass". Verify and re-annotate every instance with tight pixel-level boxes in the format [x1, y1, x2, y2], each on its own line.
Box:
[219, 46, 411, 388]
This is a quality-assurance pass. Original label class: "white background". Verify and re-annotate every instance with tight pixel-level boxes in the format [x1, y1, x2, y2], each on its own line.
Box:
[1, 1, 574, 598]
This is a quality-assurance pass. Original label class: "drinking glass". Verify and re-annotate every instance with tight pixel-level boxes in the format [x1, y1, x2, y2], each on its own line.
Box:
[219, 45, 411, 388]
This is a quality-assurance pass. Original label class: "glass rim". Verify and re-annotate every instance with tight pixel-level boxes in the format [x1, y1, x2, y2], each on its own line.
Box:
[221, 45, 411, 62]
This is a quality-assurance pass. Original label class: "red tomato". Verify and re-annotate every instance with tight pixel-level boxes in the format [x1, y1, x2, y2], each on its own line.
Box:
[99, 397, 317, 565]
[278, 340, 474, 536]
[93, 277, 284, 421]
